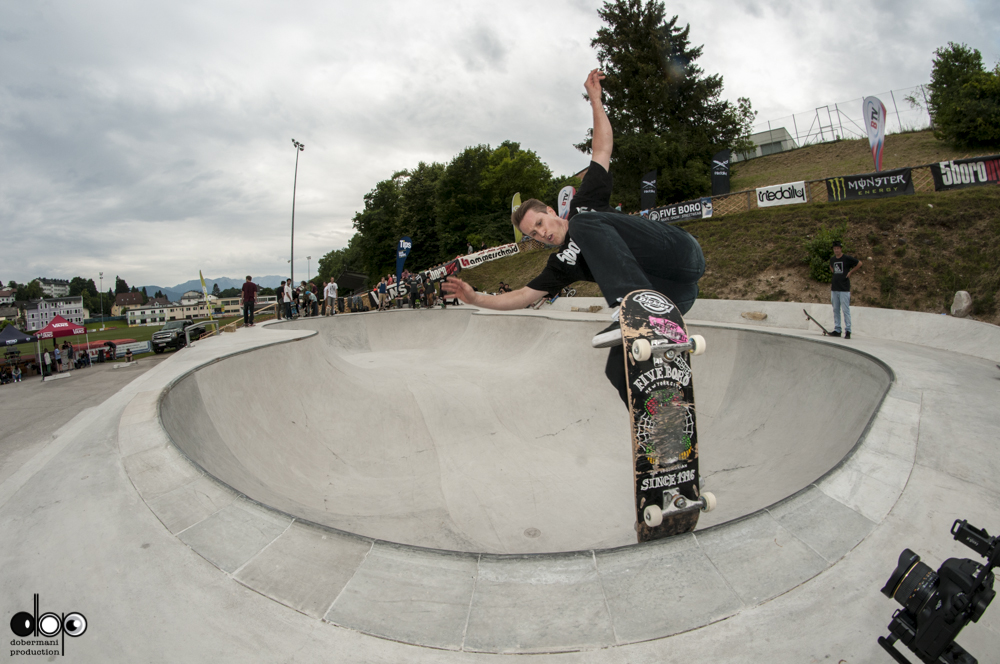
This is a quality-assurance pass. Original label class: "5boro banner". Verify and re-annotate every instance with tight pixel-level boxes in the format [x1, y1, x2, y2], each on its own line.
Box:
[644, 198, 713, 223]
[826, 167, 915, 201]
[930, 155, 1000, 191]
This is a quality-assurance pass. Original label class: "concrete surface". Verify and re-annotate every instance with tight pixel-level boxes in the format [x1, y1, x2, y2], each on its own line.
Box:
[1, 301, 999, 662]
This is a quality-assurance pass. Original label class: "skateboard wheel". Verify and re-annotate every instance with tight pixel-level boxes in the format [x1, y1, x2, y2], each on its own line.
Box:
[643, 504, 664, 527]
[632, 338, 652, 362]
[690, 335, 706, 356]
[700, 491, 717, 512]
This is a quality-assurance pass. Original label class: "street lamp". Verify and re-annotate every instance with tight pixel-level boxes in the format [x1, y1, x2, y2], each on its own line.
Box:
[307, 256, 312, 282]
[290, 138, 305, 285]
[99, 272, 104, 328]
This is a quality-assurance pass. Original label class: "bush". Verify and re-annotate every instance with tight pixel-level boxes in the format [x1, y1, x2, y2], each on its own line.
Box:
[929, 42, 1000, 148]
[804, 223, 849, 282]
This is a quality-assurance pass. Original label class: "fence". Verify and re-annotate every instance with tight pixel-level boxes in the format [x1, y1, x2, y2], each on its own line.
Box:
[743, 84, 933, 157]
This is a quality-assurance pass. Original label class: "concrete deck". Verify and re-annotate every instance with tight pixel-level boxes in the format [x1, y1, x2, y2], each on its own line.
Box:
[2, 299, 999, 661]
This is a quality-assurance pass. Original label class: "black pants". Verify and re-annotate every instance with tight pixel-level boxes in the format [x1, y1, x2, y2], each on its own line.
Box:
[568, 211, 705, 406]
[243, 303, 254, 326]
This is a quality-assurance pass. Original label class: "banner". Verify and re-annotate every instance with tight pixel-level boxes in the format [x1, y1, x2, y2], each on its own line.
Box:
[640, 170, 657, 210]
[557, 186, 575, 219]
[863, 96, 887, 171]
[826, 168, 915, 201]
[930, 156, 1000, 191]
[711, 149, 731, 196]
[395, 236, 412, 284]
[199, 270, 213, 321]
[511, 193, 523, 242]
[458, 243, 520, 269]
[756, 181, 808, 207]
[645, 198, 713, 223]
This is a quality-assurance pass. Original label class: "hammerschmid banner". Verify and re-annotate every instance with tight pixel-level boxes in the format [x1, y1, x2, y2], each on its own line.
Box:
[826, 168, 915, 201]
[930, 156, 1000, 191]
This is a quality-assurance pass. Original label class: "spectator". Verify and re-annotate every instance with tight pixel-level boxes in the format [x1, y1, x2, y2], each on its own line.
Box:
[275, 280, 285, 320]
[43, 349, 52, 375]
[299, 281, 310, 317]
[241, 275, 258, 327]
[829, 241, 862, 339]
[308, 289, 319, 316]
[12, 365, 21, 382]
[53, 345, 62, 373]
[467, 242, 474, 254]
[125, 348, 134, 363]
[283, 279, 294, 318]
[377, 277, 388, 311]
[325, 278, 339, 316]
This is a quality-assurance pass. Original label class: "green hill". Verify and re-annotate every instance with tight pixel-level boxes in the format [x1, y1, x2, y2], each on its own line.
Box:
[461, 130, 1000, 325]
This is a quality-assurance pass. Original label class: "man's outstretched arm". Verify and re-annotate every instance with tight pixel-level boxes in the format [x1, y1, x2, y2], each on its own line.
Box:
[585, 69, 611, 171]
[442, 277, 546, 311]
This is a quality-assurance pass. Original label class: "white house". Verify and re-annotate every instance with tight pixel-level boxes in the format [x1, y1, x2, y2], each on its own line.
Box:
[24, 296, 85, 331]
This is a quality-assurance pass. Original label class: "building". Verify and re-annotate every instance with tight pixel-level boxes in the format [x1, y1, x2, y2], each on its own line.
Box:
[733, 128, 799, 162]
[38, 278, 71, 298]
[0, 306, 18, 323]
[217, 295, 279, 317]
[112, 292, 144, 316]
[24, 296, 85, 332]
[126, 300, 212, 326]
[0, 289, 14, 305]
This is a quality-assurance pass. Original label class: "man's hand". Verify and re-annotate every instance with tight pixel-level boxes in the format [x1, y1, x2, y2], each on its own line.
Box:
[584, 68, 605, 101]
[442, 276, 477, 304]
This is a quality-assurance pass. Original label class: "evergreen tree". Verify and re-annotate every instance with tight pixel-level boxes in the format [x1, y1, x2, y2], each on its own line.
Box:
[929, 42, 1000, 148]
[579, 0, 755, 208]
[115, 276, 129, 294]
[211, 283, 221, 297]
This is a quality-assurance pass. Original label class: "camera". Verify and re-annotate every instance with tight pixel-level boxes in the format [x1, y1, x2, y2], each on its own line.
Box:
[878, 520, 997, 664]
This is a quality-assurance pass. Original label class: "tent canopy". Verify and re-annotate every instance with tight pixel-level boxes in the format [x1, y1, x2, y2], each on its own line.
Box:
[35, 315, 86, 339]
[0, 325, 37, 346]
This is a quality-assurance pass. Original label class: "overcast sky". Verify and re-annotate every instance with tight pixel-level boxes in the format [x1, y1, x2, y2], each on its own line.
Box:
[2, 0, 998, 288]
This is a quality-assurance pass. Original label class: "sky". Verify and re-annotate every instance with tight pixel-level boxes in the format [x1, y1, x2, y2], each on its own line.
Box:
[2, 0, 998, 288]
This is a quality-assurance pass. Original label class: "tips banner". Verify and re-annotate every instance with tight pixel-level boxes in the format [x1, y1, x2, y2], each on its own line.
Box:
[863, 96, 887, 172]
[395, 236, 412, 284]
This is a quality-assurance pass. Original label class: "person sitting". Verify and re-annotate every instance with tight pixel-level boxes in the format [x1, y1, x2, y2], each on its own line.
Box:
[125, 348, 134, 363]
[12, 365, 22, 382]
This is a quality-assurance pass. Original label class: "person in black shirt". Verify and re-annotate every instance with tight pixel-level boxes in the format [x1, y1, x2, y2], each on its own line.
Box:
[443, 69, 706, 405]
[829, 241, 861, 339]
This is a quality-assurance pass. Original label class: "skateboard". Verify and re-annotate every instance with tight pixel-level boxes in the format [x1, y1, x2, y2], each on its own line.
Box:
[803, 309, 832, 335]
[425, 259, 463, 308]
[620, 289, 715, 542]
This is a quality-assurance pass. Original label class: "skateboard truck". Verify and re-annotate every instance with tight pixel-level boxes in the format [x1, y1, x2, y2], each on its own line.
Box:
[631, 335, 706, 362]
[643, 489, 717, 528]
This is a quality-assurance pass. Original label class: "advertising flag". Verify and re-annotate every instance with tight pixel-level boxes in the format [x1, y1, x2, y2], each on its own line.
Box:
[557, 186, 575, 219]
[863, 96, 887, 172]
[395, 237, 413, 285]
[711, 150, 731, 196]
[511, 193, 523, 242]
[930, 155, 1000, 191]
[640, 170, 657, 210]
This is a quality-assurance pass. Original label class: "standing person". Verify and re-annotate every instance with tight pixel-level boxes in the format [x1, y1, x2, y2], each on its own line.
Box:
[240, 275, 258, 327]
[283, 280, 294, 318]
[325, 278, 339, 315]
[53, 344, 62, 373]
[829, 241, 862, 339]
[43, 349, 52, 376]
[377, 278, 388, 311]
[444, 69, 705, 406]
[275, 281, 285, 320]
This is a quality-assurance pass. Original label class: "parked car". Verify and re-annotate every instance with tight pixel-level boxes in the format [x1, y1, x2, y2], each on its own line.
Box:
[151, 320, 200, 353]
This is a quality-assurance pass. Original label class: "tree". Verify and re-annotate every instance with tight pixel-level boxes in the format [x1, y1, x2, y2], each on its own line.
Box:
[211, 283, 221, 297]
[928, 42, 1000, 148]
[154, 290, 164, 299]
[397, 161, 446, 270]
[352, 174, 404, 280]
[219, 287, 240, 298]
[579, 0, 755, 208]
[15, 280, 44, 301]
[115, 276, 129, 294]
[317, 234, 365, 283]
[141, 287, 149, 304]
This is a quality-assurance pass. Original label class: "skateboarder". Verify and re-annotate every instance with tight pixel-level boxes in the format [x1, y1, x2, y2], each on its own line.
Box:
[443, 69, 706, 404]
[830, 241, 861, 339]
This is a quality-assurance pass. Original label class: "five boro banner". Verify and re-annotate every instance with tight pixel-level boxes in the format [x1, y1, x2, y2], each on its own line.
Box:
[826, 167, 915, 201]
[930, 156, 1000, 191]
[644, 198, 713, 224]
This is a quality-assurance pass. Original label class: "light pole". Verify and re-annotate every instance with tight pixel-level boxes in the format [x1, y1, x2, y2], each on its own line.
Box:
[307, 256, 312, 282]
[99, 272, 104, 328]
[290, 138, 305, 285]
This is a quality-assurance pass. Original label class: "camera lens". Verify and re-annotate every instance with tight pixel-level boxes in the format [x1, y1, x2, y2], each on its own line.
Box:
[882, 549, 939, 614]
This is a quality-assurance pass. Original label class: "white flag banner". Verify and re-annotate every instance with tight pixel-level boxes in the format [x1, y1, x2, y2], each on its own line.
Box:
[756, 181, 808, 207]
[863, 96, 887, 172]
[557, 186, 575, 219]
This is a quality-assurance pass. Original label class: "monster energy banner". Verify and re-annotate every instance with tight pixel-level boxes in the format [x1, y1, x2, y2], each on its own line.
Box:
[826, 167, 914, 202]
[645, 198, 713, 223]
[930, 155, 1000, 191]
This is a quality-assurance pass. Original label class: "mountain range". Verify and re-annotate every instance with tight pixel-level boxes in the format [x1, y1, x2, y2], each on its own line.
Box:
[137, 276, 286, 302]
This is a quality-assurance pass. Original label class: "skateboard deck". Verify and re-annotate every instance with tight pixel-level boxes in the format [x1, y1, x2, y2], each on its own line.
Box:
[803, 309, 832, 335]
[620, 290, 714, 542]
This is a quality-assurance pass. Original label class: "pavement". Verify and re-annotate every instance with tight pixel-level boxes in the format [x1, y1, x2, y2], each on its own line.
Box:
[2, 300, 999, 662]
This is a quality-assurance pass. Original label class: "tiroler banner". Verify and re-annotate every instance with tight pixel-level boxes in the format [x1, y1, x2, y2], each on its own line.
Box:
[826, 167, 915, 202]
[930, 155, 1000, 191]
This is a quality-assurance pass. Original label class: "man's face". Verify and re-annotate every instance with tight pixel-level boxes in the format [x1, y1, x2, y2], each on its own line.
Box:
[833, 246, 843, 258]
[519, 207, 569, 246]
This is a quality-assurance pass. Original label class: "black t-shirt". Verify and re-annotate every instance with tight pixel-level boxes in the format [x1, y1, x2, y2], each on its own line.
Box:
[527, 161, 614, 296]
[830, 254, 859, 292]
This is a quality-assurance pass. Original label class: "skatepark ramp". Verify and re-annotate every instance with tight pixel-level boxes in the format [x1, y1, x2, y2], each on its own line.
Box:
[160, 309, 892, 554]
